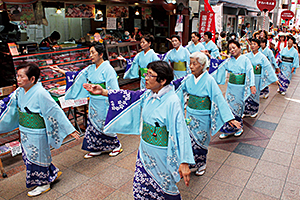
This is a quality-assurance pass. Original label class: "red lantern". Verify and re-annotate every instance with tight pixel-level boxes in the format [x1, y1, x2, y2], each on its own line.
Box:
[281, 10, 294, 21]
[256, 0, 276, 12]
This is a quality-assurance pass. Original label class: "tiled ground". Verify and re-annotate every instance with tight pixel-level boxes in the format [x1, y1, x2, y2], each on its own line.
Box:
[1, 73, 300, 199]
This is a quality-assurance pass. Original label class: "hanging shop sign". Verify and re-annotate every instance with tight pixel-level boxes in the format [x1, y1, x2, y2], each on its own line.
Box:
[199, 11, 216, 42]
[256, 0, 276, 12]
[106, 6, 129, 18]
[6, 4, 35, 21]
[65, 3, 95, 18]
[281, 10, 294, 21]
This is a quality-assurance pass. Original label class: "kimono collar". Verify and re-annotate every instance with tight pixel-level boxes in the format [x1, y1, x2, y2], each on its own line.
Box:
[147, 85, 172, 101]
[194, 71, 207, 84]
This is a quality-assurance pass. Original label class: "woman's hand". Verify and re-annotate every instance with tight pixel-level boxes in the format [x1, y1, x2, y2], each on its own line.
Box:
[49, 65, 66, 75]
[220, 52, 230, 59]
[276, 68, 281, 74]
[179, 163, 191, 187]
[70, 131, 80, 139]
[117, 55, 126, 61]
[250, 86, 256, 94]
[228, 120, 241, 129]
[292, 67, 295, 73]
[83, 83, 108, 96]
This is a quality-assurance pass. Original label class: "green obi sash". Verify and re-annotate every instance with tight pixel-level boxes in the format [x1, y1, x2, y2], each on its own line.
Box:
[187, 95, 211, 110]
[140, 67, 148, 78]
[18, 108, 46, 129]
[141, 122, 169, 147]
[88, 82, 106, 96]
[171, 61, 186, 71]
[228, 72, 246, 85]
[253, 64, 261, 74]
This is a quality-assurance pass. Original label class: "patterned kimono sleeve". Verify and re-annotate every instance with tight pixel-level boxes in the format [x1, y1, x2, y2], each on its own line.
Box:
[123, 54, 139, 79]
[65, 71, 80, 91]
[105, 66, 120, 90]
[163, 50, 172, 63]
[184, 48, 191, 74]
[293, 50, 299, 70]
[39, 90, 76, 149]
[65, 67, 89, 100]
[0, 89, 19, 133]
[210, 80, 234, 136]
[104, 89, 147, 135]
[172, 76, 187, 108]
[260, 56, 278, 90]
[269, 50, 278, 69]
[244, 58, 255, 101]
[166, 98, 195, 182]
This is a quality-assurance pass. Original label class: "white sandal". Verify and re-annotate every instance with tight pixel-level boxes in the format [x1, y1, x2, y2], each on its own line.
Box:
[27, 184, 50, 197]
[84, 152, 102, 159]
[109, 144, 123, 157]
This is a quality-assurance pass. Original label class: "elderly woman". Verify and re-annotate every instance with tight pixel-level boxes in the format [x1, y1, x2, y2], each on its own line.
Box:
[173, 52, 240, 175]
[186, 32, 205, 54]
[83, 61, 195, 199]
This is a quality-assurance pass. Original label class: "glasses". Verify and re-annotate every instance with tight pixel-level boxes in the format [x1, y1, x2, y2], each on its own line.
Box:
[143, 73, 158, 78]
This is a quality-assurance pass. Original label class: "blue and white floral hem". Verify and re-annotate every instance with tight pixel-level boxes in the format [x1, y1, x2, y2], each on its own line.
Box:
[189, 135, 208, 169]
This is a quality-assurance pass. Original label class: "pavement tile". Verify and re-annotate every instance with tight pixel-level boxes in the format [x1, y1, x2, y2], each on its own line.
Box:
[271, 131, 298, 144]
[291, 155, 300, 169]
[264, 105, 285, 116]
[114, 150, 137, 172]
[253, 120, 278, 131]
[56, 196, 73, 200]
[179, 189, 198, 200]
[287, 167, 300, 186]
[209, 141, 239, 152]
[118, 178, 133, 195]
[233, 143, 265, 159]
[243, 139, 269, 148]
[258, 113, 281, 123]
[177, 173, 210, 195]
[254, 160, 289, 180]
[51, 149, 84, 168]
[246, 173, 285, 198]
[279, 118, 300, 128]
[103, 191, 133, 200]
[266, 138, 295, 154]
[239, 189, 279, 200]
[0, 171, 27, 199]
[93, 165, 134, 189]
[275, 124, 300, 136]
[269, 98, 290, 108]
[12, 188, 63, 200]
[282, 182, 300, 200]
[224, 153, 258, 172]
[213, 164, 251, 187]
[51, 168, 89, 194]
[194, 195, 210, 200]
[281, 112, 300, 121]
[261, 148, 292, 167]
[207, 146, 231, 163]
[65, 179, 114, 200]
[199, 179, 243, 200]
[203, 159, 223, 178]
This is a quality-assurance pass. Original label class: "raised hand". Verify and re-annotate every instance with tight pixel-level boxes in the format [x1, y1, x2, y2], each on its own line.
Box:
[228, 120, 241, 129]
[83, 83, 108, 96]
[70, 131, 80, 139]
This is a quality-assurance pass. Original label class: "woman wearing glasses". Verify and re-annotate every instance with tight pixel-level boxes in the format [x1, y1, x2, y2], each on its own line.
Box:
[83, 61, 194, 199]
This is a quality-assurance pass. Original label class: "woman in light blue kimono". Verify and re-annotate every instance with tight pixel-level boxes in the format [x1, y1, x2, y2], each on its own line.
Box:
[0, 63, 79, 197]
[259, 38, 280, 99]
[277, 36, 299, 95]
[64, 43, 122, 158]
[121, 35, 160, 89]
[211, 40, 256, 139]
[202, 31, 221, 59]
[173, 52, 241, 176]
[186, 32, 205, 54]
[164, 35, 191, 79]
[83, 61, 195, 199]
[244, 38, 278, 118]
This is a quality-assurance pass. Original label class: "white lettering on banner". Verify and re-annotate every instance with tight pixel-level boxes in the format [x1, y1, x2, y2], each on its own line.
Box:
[59, 96, 88, 109]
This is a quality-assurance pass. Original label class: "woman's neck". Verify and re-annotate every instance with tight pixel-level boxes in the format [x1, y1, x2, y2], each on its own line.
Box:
[194, 41, 199, 45]
[252, 50, 258, 55]
[95, 59, 104, 69]
[24, 84, 35, 93]
[144, 47, 150, 53]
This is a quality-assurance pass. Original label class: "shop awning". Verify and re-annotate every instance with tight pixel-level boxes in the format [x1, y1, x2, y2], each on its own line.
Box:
[219, 0, 260, 12]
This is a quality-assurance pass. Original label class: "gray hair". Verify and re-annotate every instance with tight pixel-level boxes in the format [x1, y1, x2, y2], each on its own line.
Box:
[190, 52, 209, 71]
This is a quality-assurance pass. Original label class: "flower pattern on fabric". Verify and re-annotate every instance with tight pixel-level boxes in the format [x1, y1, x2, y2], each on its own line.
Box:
[211, 101, 219, 131]
[27, 144, 38, 163]
[143, 151, 157, 169]
[244, 97, 259, 115]
[158, 172, 172, 191]
[226, 92, 235, 103]
[109, 90, 130, 111]
[244, 76, 250, 99]
[82, 119, 120, 152]
[21, 131, 28, 143]
[133, 153, 181, 200]
[187, 116, 208, 146]
[261, 69, 269, 89]
[167, 147, 179, 168]
[46, 116, 60, 145]
[278, 71, 290, 92]
[189, 135, 208, 169]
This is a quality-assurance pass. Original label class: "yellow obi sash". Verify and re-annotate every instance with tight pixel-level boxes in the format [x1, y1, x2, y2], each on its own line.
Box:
[228, 72, 246, 85]
[141, 122, 168, 147]
[139, 67, 148, 78]
[253, 64, 261, 74]
[171, 61, 186, 71]
[187, 95, 211, 110]
[18, 108, 45, 129]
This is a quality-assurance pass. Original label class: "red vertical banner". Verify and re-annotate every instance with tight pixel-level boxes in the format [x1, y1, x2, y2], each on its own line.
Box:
[199, 11, 216, 42]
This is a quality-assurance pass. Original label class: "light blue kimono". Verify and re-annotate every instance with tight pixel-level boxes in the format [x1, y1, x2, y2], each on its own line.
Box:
[259, 47, 278, 70]
[211, 55, 255, 134]
[173, 72, 234, 168]
[65, 61, 120, 152]
[244, 52, 278, 115]
[164, 45, 191, 79]
[202, 40, 221, 59]
[103, 85, 195, 198]
[278, 46, 299, 92]
[0, 83, 75, 167]
[187, 42, 205, 54]
[123, 49, 159, 89]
